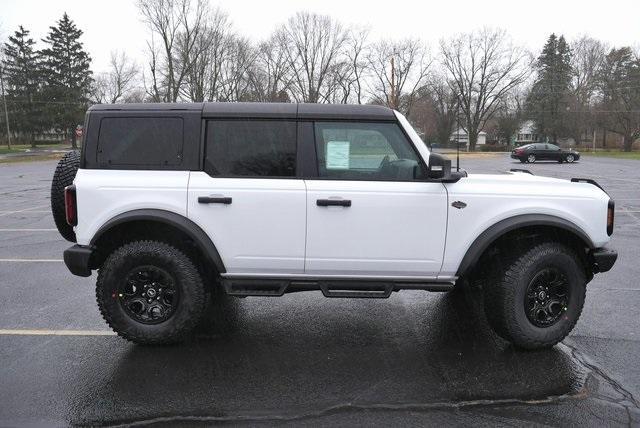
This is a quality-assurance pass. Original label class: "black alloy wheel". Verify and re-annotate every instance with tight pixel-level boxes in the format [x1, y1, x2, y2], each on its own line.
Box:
[524, 268, 570, 328]
[119, 266, 179, 324]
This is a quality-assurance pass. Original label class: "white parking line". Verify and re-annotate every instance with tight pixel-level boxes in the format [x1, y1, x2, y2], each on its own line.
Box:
[0, 329, 116, 336]
[0, 259, 63, 262]
[0, 228, 57, 232]
[0, 210, 51, 214]
[0, 205, 50, 217]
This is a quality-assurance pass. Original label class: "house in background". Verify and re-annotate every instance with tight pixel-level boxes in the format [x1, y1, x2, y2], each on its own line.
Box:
[450, 128, 486, 148]
[514, 120, 538, 146]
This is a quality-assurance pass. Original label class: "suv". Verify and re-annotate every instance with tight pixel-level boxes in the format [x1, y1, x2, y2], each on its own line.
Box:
[51, 103, 617, 349]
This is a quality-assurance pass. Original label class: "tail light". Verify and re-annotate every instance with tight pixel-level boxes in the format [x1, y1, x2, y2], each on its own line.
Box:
[607, 199, 615, 236]
[64, 185, 78, 226]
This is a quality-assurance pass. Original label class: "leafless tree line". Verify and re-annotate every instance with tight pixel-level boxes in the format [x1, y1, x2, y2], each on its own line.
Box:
[88, 0, 637, 150]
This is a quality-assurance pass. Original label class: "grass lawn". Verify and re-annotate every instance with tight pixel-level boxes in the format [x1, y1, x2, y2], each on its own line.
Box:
[582, 151, 640, 160]
[0, 143, 72, 155]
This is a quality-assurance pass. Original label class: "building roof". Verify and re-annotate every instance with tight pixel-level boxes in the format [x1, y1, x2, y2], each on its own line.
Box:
[89, 102, 396, 121]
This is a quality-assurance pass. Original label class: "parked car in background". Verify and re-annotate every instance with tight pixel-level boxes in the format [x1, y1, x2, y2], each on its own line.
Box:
[511, 143, 580, 163]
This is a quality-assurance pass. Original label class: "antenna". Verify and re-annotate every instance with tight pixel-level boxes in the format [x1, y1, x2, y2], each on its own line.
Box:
[455, 104, 460, 172]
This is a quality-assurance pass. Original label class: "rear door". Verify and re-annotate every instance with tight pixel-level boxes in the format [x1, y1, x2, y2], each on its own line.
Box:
[304, 121, 448, 278]
[188, 119, 306, 275]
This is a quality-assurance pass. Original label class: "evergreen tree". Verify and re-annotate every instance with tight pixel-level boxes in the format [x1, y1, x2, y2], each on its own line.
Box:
[40, 13, 92, 148]
[2, 26, 42, 147]
[526, 34, 573, 143]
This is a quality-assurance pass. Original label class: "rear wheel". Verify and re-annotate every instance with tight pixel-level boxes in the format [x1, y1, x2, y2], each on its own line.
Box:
[483, 242, 586, 349]
[527, 154, 536, 163]
[51, 150, 80, 242]
[96, 240, 206, 345]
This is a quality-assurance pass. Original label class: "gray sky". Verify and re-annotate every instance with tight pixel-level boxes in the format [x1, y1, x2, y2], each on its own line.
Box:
[2, 0, 639, 73]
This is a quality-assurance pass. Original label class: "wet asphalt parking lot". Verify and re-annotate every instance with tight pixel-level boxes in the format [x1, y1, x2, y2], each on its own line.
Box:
[0, 154, 639, 426]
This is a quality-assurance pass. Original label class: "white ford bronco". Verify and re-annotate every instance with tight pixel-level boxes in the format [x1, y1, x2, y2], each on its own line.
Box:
[51, 103, 617, 348]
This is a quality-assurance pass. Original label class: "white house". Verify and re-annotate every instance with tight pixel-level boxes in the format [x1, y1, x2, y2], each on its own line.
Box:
[515, 120, 538, 145]
[450, 128, 486, 147]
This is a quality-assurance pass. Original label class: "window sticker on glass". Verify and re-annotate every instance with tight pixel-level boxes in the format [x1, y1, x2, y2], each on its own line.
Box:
[326, 141, 350, 170]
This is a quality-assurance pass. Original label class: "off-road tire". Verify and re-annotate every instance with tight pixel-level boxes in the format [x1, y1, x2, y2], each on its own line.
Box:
[96, 240, 206, 345]
[51, 150, 80, 242]
[483, 242, 586, 349]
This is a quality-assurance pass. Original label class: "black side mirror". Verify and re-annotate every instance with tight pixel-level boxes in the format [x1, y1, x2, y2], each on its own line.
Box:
[427, 152, 465, 182]
[427, 153, 451, 179]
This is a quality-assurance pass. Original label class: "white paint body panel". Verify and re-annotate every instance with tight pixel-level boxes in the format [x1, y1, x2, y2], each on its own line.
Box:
[440, 172, 611, 278]
[74, 169, 190, 246]
[305, 180, 448, 276]
[187, 172, 307, 274]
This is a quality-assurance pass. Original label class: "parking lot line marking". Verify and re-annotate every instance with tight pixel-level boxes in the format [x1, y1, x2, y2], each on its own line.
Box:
[0, 259, 63, 262]
[0, 205, 50, 217]
[0, 228, 57, 231]
[0, 210, 50, 214]
[0, 329, 116, 336]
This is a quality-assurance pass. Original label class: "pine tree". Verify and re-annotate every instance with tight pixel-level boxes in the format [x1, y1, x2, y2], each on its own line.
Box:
[2, 26, 42, 147]
[526, 34, 573, 143]
[40, 13, 92, 148]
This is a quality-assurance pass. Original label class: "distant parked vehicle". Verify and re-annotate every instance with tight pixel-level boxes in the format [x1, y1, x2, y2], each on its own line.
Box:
[511, 143, 580, 163]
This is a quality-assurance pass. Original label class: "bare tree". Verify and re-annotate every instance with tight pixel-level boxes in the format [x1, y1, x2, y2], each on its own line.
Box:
[367, 38, 431, 114]
[332, 27, 370, 104]
[181, 6, 232, 101]
[217, 36, 257, 101]
[92, 51, 139, 104]
[277, 12, 347, 103]
[440, 28, 531, 150]
[138, 0, 209, 102]
[425, 75, 458, 146]
[568, 36, 607, 145]
[248, 33, 292, 102]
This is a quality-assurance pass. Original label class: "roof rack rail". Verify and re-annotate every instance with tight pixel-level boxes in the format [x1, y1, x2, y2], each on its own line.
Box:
[510, 168, 533, 175]
[571, 178, 608, 195]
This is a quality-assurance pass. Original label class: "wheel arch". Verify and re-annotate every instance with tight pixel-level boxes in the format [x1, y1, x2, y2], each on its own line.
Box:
[456, 214, 595, 278]
[89, 209, 226, 274]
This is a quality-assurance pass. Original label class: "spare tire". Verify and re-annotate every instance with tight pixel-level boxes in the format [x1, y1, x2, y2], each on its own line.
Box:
[51, 150, 80, 242]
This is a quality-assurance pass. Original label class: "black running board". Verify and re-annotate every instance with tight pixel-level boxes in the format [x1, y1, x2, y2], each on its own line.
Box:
[221, 278, 454, 298]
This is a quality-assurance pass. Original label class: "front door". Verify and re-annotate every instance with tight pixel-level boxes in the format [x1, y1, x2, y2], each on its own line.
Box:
[304, 121, 448, 278]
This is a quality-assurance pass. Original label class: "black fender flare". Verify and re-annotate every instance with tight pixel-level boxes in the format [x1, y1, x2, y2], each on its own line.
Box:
[456, 214, 594, 277]
[90, 209, 226, 273]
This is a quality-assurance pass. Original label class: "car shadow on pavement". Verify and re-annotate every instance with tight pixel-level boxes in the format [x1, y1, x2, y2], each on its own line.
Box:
[71, 289, 588, 425]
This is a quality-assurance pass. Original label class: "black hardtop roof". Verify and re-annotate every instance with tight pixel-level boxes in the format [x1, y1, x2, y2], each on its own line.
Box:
[89, 102, 396, 121]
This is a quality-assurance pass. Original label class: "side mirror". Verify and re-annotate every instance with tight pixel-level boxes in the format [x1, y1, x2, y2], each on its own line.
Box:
[427, 152, 465, 182]
[427, 153, 451, 179]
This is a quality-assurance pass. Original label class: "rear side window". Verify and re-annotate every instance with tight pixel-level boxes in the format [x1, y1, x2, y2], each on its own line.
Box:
[97, 117, 183, 166]
[205, 120, 296, 177]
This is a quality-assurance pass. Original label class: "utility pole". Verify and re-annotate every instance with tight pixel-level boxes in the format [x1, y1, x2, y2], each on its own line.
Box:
[0, 64, 11, 149]
[390, 56, 395, 110]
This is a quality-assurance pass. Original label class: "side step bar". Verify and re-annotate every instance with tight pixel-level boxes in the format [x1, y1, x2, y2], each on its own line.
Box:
[221, 278, 454, 298]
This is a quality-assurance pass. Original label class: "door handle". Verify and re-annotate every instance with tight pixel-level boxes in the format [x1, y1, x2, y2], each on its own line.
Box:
[317, 199, 351, 207]
[198, 196, 232, 204]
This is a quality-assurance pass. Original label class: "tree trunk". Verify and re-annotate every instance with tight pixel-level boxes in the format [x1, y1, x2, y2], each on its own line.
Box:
[468, 131, 478, 151]
[623, 135, 632, 152]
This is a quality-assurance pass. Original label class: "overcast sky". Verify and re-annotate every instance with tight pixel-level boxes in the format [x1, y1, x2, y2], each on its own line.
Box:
[2, 0, 639, 73]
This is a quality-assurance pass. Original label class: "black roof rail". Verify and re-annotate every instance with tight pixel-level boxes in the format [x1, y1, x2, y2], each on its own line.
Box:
[571, 178, 608, 195]
[510, 168, 533, 175]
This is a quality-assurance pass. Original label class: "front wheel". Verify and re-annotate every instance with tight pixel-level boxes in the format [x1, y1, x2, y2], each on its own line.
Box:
[565, 154, 575, 163]
[483, 242, 586, 349]
[96, 240, 207, 345]
[527, 154, 536, 163]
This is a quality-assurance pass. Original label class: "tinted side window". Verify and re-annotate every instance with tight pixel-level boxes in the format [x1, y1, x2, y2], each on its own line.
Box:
[97, 117, 183, 166]
[314, 122, 422, 181]
[205, 120, 296, 177]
